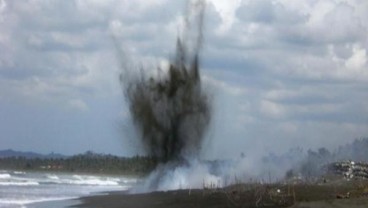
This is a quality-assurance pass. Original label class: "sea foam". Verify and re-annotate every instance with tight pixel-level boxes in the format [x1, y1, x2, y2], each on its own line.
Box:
[0, 173, 11, 179]
[0, 171, 137, 207]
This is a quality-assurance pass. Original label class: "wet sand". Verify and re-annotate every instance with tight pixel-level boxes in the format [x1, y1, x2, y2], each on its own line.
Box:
[27, 199, 80, 208]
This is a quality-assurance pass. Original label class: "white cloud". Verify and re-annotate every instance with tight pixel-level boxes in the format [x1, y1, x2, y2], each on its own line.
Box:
[260, 100, 285, 118]
[68, 99, 89, 112]
[0, 0, 6, 20]
[1, 0, 368, 157]
[345, 44, 367, 70]
[210, 0, 241, 32]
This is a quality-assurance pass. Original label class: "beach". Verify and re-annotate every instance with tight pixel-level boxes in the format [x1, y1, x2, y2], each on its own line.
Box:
[74, 190, 368, 208]
[74, 182, 368, 208]
[27, 199, 81, 208]
[3, 169, 368, 208]
[76, 189, 233, 208]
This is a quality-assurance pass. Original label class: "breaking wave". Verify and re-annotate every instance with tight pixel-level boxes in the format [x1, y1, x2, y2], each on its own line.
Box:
[0, 173, 11, 179]
[0, 170, 138, 207]
[0, 181, 39, 186]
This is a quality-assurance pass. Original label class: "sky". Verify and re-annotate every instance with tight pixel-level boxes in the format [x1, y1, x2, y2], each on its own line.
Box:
[0, 0, 368, 158]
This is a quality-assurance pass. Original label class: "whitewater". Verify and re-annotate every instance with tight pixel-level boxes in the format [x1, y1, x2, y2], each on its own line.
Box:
[0, 170, 138, 208]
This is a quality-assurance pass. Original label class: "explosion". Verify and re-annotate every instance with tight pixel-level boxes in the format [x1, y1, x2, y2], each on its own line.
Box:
[119, 0, 212, 191]
[116, 0, 213, 192]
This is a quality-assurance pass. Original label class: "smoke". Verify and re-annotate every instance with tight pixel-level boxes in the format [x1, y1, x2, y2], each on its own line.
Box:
[120, 0, 209, 164]
[137, 159, 223, 192]
[117, 1, 300, 192]
[118, 0, 216, 191]
[118, 0, 368, 192]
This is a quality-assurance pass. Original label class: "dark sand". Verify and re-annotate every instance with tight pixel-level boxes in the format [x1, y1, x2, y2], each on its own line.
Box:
[291, 198, 368, 208]
[75, 189, 232, 208]
[74, 182, 368, 208]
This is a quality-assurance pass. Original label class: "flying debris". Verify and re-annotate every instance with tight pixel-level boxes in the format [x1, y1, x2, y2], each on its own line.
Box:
[120, 0, 210, 164]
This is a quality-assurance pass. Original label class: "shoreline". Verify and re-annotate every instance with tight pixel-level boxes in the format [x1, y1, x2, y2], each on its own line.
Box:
[26, 198, 80, 208]
[74, 189, 231, 208]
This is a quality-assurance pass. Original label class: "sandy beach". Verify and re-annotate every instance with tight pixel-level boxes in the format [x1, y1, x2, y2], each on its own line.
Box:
[75, 189, 237, 208]
[74, 182, 368, 208]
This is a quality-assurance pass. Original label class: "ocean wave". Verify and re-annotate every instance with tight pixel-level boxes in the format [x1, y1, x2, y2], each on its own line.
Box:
[0, 173, 137, 208]
[122, 178, 138, 184]
[68, 179, 119, 186]
[13, 171, 26, 175]
[68, 175, 120, 186]
[46, 174, 59, 180]
[0, 181, 39, 186]
[0, 196, 74, 206]
[38, 174, 123, 186]
[0, 172, 135, 187]
[0, 173, 11, 179]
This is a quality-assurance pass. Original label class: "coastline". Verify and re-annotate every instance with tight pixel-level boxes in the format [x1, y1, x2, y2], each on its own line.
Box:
[27, 198, 80, 208]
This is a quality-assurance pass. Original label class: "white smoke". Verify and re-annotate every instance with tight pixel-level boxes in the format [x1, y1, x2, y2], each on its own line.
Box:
[131, 153, 302, 193]
[144, 160, 222, 191]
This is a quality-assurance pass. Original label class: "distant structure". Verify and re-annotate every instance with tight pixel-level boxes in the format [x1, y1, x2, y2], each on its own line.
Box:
[328, 161, 368, 179]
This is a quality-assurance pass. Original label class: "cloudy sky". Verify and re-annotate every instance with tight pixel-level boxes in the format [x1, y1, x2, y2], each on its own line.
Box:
[0, 0, 367, 158]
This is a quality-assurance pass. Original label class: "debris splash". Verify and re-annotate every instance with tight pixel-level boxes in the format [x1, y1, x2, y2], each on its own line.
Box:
[120, 0, 210, 164]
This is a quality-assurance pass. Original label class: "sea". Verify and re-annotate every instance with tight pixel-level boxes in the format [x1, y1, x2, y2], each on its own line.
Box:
[0, 170, 138, 208]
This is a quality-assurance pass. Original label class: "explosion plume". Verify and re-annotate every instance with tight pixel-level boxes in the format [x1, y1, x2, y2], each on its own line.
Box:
[119, 0, 210, 164]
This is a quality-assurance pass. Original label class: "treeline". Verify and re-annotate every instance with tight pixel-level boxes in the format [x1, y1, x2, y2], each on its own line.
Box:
[298, 137, 368, 178]
[0, 151, 157, 175]
[262, 138, 368, 179]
